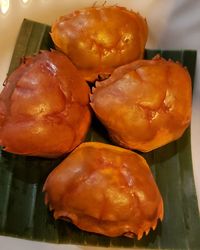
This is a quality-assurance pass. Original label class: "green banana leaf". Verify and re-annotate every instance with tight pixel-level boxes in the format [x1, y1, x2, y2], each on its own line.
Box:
[0, 19, 199, 249]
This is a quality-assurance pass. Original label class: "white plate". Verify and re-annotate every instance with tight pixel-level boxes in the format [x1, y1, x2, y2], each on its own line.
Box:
[0, 0, 199, 249]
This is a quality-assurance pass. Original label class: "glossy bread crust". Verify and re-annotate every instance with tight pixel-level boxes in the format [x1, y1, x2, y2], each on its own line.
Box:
[43, 142, 163, 239]
[51, 6, 148, 81]
[0, 50, 91, 157]
[90, 56, 192, 152]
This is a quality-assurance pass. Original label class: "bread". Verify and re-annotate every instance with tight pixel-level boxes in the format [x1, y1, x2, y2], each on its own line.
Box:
[43, 142, 163, 239]
[90, 56, 192, 152]
[51, 6, 148, 81]
[0, 50, 91, 157]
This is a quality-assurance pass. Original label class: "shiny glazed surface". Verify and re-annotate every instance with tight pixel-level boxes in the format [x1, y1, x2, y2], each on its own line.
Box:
[51, 6, 148, 81]
[43, 142, 163, 239]
[0, 50, 91, 157]
[90, 56, 192, 152]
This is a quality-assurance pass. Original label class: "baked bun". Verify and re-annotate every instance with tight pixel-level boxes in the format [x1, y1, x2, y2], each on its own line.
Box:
[43, 142, 163, 239]
[90, 56, 192, 152]
[0, 50, 91, 157]
[51, 6, 148, 81]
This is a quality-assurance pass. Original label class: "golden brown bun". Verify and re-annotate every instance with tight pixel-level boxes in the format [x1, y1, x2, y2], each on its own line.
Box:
[51, 6, 148, 81]
[43, 142, 163, 239]
[0, 50, 91, 157]
[90, 56, 192, 152]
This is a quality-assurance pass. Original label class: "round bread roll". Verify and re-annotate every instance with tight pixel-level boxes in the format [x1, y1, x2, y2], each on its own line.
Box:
[51, 6, 148, 81]
[90, 56, 192, 152]
[43, 142, 163, 239]
[0, 50, 91, 157]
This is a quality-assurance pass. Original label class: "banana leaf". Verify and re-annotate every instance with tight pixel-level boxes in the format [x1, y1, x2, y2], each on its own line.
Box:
[0, 19, 199, 249]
